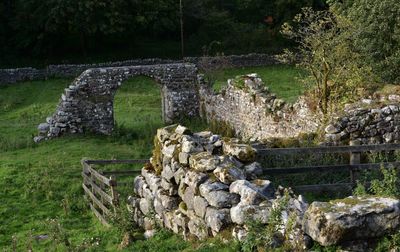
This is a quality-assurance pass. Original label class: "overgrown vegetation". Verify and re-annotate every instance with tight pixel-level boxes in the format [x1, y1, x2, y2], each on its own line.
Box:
[280, 7, 373, 115]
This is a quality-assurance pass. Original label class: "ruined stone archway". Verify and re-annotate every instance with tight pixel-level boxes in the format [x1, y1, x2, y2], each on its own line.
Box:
[35, 63, 199, 141]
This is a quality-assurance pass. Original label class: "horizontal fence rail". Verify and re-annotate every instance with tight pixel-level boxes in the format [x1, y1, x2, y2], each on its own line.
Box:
[255, 143, 400, 194]
[81, 158, 148, 225]
[256, 143, 400, 155]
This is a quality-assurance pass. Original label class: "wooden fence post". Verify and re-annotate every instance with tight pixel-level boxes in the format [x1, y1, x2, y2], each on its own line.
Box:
[350, 140, 361, 184]
[109, 175, 118, 213]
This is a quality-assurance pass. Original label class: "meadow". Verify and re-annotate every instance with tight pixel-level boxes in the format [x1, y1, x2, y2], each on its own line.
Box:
[0, 65, 303, 251]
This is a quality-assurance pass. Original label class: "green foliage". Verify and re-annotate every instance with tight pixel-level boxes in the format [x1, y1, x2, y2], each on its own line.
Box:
[370, 167, 400, 197]
[329, 0, 400, 83]
[281, 7, 373, 115]
[352, 181, 368, 197]
[375, 230, 400, 252]
[241, 192, 290, 251]
[353, 165, 400, 198]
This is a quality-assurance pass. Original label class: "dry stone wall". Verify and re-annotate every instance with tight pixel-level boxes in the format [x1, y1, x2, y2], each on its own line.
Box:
[199, 73, 400, 145]
[199, 74, 320, 142]
[0, 54, 278, 84]
[128, 125, 400, 250]
[35, 64, 198, 142]
[324, 98, 400, 145]
[128, 125, 309, 247]
[0, 67, 46, 84]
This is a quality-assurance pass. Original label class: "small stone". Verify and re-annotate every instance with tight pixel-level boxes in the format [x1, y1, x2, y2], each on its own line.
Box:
[244, 162, 263, 180]
[222, 140, 256, 162]
[38, 123, 50, 133]
[157, 125, 177, 143]
[194, 196, 209, 218]
[33, 136, 45, 143]
[174, 167, 186, 185]
[230, 180, 274, 205]
[184, 170, 208, 188]
[144, 230, 156, 239]
[189, 152, 220, 172]
[159, 194, 179, 210]
[199, 181, 239, 208]
[178, 152, 190, 165]
[325, 124, 340, 134]
[230, 203, 270, 225]
[139, 198, 153, 215]
[175, 125, 191, 135]
[182, 186, 196, 210]
[188, 216, 209, 240]
[161, 164, 175, 182]
[181, 135, 204, 153]
[232, 226, 248, 241]
[133, 176, 146, 197]
[213, 158, 245, 184]
[205, 207, 231, 234]
[162, 144, 177, 159]
[160, 178, 178, 196]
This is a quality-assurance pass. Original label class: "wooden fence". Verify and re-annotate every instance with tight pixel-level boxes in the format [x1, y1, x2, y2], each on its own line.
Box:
[81, 159, 148, 226]
[256, 143, 400, 194]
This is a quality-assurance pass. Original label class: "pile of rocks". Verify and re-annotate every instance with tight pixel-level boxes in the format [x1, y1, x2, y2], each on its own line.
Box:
[127, 125, 309, 246]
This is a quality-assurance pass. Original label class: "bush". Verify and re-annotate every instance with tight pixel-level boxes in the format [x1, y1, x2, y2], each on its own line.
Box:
[280, 7, 373, 116]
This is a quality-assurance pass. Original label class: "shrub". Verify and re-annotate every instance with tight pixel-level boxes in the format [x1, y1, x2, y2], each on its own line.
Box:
[280, 7, 373, 116]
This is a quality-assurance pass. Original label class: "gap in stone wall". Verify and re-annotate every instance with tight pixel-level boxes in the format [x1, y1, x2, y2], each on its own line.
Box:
[113, 76, 164, 140]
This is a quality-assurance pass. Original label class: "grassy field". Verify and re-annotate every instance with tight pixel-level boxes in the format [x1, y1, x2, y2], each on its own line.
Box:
[212, 65, 305, 103]
[0, 67, 303, 251]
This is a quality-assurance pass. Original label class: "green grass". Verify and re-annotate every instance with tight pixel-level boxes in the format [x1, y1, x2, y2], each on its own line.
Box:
[211, 65, 306, 103]
[0, 66, 305, 251]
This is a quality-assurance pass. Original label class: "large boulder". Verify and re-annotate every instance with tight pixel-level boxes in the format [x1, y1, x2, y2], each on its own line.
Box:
[303, 197, 400, 246]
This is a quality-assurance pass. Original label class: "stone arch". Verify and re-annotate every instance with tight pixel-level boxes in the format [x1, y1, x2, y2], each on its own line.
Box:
[35, 63, 199, 141]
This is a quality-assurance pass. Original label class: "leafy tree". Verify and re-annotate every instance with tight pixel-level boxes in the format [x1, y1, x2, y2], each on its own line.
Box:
[280, 7, 371, 115]
[329, 0, 400, 83]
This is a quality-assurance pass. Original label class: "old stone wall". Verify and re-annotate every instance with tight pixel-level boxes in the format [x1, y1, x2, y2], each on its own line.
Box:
[0, 54, 278, 84]
[199, 74, 320, 142]
[128, 125, 308, 245]
[324, 97, 400, 144]
[35, 63, 199, 142]
[0, 67, 46, 83]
